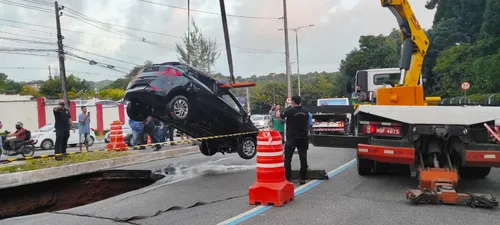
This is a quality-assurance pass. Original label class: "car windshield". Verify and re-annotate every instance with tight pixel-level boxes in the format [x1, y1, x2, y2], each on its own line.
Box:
[251, 115, 265, 121]
[39, 123, 54, 132]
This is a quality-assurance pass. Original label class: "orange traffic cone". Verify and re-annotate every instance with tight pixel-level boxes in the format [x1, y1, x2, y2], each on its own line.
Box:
[248, 130, 294, 207]
[105, 121, 128, 151]
[147, 136, 151, 144]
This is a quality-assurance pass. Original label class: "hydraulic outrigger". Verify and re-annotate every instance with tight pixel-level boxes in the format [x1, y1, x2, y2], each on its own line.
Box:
[380, 0, 498, 208]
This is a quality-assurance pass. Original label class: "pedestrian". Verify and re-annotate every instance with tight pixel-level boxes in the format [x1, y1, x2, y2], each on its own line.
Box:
[53, 99, 75, 160]
[273, 105, 285, 144]
[167, 124, 176, 145]
[280, 95, 310, 185]
[139, 116, 161, 151]
[128, 119, 143, 146]
[269, 104, 276, 128]
[78, 106, 91, 152]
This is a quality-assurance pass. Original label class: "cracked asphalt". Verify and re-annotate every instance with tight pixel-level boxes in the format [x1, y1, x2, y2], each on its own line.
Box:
[2, 145, 500, 225]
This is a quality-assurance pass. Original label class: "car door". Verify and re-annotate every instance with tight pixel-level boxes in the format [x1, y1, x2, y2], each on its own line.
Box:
[215, 89, 246, 134]
[68, 122, 80, 144]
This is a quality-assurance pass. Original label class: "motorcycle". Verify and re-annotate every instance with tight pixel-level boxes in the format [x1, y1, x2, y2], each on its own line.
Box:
[1, 130, 37, 157]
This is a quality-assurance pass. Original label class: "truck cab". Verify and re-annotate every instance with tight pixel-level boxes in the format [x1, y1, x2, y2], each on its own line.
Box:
[347, 68, 423, 103]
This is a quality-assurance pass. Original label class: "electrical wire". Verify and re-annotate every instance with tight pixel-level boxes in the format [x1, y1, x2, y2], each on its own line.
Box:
[64, 45, 140, 66]
[0, 0, 53, 14]
[139, 0, 281, 20]
[0, 36, 55, 45]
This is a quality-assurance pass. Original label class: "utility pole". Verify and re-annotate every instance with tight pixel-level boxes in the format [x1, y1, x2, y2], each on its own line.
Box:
[219, 0, 235, 85]
[279, 25, 314, 97]
[55, 1, 68, 108]
[48, 65, 52, 79]
[282, 0, 292, 105]
[187, 0, 190, 64]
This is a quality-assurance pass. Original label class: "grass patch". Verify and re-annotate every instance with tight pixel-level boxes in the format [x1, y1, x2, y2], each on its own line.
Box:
[0, 151, 129, 174]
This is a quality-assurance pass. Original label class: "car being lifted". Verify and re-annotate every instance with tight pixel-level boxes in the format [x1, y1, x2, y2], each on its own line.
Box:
[123, 62, 259, 160]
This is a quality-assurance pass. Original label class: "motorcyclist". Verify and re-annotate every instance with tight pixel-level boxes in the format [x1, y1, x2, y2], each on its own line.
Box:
[5, 122, 27, 151]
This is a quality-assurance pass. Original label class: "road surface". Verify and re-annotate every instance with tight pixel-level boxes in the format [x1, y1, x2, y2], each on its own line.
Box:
[2, 145, 500, 225]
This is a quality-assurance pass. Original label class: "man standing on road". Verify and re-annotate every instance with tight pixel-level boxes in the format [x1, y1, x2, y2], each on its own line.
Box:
[280, 95, 310, 185]
[139, 116, 161, 151]
[78, 106, 91, 152]
[53, 99, 75, 160]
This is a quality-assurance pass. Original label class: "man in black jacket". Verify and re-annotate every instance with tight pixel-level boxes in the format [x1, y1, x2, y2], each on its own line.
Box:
[53, 99, 75, 160]
[280, 95, 310, 185]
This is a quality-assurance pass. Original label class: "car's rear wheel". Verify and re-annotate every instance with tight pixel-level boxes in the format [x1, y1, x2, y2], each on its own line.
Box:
[199, 140, 218, 156]
[237, 137, 257, 160]
[127, 100, 151, 121]
[168, 95, 190, 121]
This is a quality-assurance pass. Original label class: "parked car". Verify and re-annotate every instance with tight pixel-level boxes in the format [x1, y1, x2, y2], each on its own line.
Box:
[104, 124, 133, 146]
[31, 122, 96, 150]
[123, 62, 258, 159]
[250, 114, 271, 130]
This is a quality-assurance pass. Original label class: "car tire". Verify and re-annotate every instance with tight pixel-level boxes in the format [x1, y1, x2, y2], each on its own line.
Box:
[199, 140, 218, 156]
[168, 95, 190, 121]
[88, 136, 95, 146]
[127, 100, 151, 121]
[40, 139, 54, 150]
[237, 137, 257, 160]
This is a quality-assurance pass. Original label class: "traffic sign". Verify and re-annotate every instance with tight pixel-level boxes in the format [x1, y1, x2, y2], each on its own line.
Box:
[461, 82, 470, 90]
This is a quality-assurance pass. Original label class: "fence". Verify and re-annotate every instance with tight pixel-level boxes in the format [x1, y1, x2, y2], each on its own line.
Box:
[0, 98, 128, 134]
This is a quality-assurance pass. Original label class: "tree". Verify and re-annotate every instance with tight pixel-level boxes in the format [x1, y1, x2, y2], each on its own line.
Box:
[20, 85, 40, 97]
[39, 74, 91, 98]
[98, 88, 126, 101]
[175, 19, 220, 73]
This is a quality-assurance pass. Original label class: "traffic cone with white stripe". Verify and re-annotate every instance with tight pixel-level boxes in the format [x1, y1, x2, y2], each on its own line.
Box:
[248, 130, 294, 207]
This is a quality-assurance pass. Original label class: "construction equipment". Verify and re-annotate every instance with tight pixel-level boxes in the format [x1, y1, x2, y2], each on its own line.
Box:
[317, 0, 500, 208]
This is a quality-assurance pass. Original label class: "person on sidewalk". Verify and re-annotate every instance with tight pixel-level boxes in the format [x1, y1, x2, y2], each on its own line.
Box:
[139, 116, 161, 151]
[53, 99, 75, 160]
[128, 119, 143, 146]
[78, 106, 91, 152]
[280, 95, 310, 185]
[273, 105, 285, 144]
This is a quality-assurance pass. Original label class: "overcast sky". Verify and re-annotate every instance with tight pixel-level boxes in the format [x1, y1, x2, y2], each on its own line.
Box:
[0, 0, 436, 82]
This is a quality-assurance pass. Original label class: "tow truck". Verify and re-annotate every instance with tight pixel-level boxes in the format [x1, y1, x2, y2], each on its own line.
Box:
[317, 0, 500, 208]
[307, 98, 352, 135]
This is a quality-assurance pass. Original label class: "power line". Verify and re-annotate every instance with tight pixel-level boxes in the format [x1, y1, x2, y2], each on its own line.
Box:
[0, 66, 123, 77]
[0, 0, 53, 14]
[0, 36, 55, 45]
[64, 45, 140, 66]
[139, 0, 281, 20]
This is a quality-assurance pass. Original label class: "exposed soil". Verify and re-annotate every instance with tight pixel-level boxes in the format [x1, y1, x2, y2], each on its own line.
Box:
[0, 170, 164, 219]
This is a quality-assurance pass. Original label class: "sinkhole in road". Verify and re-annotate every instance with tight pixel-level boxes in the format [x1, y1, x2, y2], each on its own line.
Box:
[0, 170, 164, 220]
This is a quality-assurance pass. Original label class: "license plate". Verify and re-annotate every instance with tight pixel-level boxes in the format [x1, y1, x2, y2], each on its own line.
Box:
[376, 126, 400, 135]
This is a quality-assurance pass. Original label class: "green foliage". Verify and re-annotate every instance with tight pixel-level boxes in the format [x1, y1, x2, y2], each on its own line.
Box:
[0, 73, 23, 94]
[98, 88, 126, 101]
[38, 74, 92, 99]
[175, 19, 220, 73]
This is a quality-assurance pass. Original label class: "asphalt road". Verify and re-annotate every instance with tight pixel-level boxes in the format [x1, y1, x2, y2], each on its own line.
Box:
[2, 145, 500, 225]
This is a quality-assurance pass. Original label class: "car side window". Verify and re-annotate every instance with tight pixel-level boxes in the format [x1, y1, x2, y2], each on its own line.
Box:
[218, 91, 241, 114]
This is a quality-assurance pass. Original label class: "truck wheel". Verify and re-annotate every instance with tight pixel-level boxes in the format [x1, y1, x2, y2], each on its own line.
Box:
[374, 161, 390, 174]
[460, 167, 491, 178]
[357, 156, 373, 175]
[199, 140, 218, 156]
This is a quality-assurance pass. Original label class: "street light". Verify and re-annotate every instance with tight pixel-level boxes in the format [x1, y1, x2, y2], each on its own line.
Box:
[278, 24, 314, 96]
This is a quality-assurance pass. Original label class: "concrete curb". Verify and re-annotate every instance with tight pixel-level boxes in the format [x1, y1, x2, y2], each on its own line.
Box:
[0, 146, 200, 189]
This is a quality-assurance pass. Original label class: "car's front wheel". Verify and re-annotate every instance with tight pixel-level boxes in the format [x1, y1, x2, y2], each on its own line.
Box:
[199, 140, 218, 156]
[168, 95, 190, 121]
[127, 100, 151, 121]
[88, 136, 95, 146]
[237, 137, 257, 160]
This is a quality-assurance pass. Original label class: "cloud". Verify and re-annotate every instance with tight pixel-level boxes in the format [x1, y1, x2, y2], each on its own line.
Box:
[0, 0, 436, 82]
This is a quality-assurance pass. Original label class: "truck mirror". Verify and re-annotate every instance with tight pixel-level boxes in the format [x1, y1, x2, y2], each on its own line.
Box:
[345, 81, 353, 94]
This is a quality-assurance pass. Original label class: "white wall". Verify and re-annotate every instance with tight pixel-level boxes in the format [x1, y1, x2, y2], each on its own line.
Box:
[0, 100, 123, 132]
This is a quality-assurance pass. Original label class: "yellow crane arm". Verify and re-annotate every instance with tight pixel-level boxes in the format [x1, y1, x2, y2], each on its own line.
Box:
[381, 0, 429, 87]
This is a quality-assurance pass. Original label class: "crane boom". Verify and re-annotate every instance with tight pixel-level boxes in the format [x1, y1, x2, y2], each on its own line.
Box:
[381, 0, 429, 87]
[374, 0, 430, 106]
